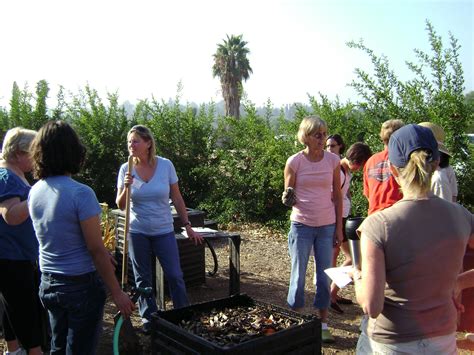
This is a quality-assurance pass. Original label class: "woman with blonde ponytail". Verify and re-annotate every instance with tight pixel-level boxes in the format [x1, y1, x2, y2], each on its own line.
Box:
[395, 149, 438, 197]
[352, 124, 474, 354]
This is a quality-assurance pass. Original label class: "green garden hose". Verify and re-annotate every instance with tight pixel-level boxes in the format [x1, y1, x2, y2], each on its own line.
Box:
[113, 286, 153, 355]
[113, 315, 124, 355]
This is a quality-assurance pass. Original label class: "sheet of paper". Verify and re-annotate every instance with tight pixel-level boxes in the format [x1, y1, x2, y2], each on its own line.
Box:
[324, 266, 354, 289]
[181, 227, 218, 238]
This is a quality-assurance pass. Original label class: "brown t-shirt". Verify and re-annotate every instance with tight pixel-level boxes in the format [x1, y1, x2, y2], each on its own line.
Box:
[359, 197, 473, 344]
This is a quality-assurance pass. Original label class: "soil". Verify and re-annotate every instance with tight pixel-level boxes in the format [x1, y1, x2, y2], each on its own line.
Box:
[2, 223, 474, 354]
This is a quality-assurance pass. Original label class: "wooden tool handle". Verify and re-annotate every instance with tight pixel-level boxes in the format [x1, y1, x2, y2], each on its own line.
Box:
[121, 155, 134, 290]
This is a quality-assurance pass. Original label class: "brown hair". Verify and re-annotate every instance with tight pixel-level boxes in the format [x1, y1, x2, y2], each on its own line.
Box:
[380, 119, 404, 145]
[326, 134, 346, 154]
[346, 142, 372, 166]
[31, 121, 86, 179]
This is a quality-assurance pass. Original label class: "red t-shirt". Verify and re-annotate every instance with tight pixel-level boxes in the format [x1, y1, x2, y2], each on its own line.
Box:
[363, 149, 402, 215]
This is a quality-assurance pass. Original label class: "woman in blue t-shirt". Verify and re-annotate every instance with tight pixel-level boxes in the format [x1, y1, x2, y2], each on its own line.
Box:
[116, 124, 203, 333]
[0, 127, 43, 355]
[28, 121, 134, 354]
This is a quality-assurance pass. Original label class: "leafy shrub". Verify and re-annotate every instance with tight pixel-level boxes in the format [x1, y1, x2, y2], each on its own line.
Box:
[65, 87, 130, 205]
[197, 101, 298, 223]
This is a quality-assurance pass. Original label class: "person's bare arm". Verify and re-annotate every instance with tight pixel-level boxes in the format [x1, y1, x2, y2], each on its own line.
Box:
[81, 215, 134, 317]
[116, 172, 133, 210]
[354, 235, 386, 318]
[0, 197, 29, 225]
[332, 165, 343, 244]
[363, 164, 370, 200]
[170, 183, 203, 245]
[456, 269, 474, 296]
[284, 163, 296, 189]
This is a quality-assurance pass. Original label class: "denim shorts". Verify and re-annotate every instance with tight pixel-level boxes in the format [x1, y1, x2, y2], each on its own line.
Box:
[39, 271, 107, 355]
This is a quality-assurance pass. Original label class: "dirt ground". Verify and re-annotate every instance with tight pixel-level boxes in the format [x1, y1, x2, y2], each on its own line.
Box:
[2, 223, 474, 354]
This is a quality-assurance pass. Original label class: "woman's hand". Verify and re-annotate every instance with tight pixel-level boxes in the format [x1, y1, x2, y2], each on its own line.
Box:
[123, 172, 134, 187]
[347, 267, 362, 282]
[185, 225, 204, 245]
[111, 289, 135, 318]
[170, 182, 204, 246]
[452, 269, 474, 313]
[334, 227, 344, 247]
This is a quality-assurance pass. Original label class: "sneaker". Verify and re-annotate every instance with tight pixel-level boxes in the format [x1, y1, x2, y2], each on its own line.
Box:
[321, 329, 335, 343]
[330, 302, 344, 314]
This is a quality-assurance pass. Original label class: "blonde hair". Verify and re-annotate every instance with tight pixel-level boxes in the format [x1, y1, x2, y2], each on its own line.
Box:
[1, 127, 37, 161]
[380, 119, 404, 145]
[393, 150, 438, 197]
[128, 125, 157, 166]
[297, 115, 327, 145]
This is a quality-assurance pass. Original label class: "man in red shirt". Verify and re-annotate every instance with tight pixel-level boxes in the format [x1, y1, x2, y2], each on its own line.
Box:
[363, 119, 405, 215]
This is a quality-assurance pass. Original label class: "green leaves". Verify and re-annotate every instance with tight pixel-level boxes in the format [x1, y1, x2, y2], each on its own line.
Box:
[348, 19, 473, 210]
[197, 108, 298, 223]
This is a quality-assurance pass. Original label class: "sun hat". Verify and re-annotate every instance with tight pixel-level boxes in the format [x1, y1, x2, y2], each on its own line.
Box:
[388, 124, 439, 168]
[418, 121, 451, 156]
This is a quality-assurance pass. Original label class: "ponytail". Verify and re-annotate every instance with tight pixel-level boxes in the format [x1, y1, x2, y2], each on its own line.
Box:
[395, 150, 437, 197]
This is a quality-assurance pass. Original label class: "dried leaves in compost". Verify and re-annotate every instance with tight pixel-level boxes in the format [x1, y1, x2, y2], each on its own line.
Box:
[177, 304, 304, 347]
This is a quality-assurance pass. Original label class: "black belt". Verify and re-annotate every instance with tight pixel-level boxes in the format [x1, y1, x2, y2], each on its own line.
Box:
[42, 271, 97, 282]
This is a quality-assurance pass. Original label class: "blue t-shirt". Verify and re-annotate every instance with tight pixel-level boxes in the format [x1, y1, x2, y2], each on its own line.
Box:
[0, 168, 38, 261]
[28, 176, 102, 275]
[117, 156, 178, 235]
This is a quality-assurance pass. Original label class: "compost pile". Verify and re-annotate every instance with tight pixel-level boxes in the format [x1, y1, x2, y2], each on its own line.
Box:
[177, 304, 304, 346]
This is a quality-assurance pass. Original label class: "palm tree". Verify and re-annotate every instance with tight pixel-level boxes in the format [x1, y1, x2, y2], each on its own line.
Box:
[212, 34, 252, 119]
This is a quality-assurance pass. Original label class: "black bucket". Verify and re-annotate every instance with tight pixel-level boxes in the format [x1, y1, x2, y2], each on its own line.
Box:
[345, 217, 365, 269]
[345, 217, 364, 241]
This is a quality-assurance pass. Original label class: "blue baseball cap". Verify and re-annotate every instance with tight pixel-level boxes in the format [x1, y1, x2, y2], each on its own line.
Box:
[388, 124, 439, 168]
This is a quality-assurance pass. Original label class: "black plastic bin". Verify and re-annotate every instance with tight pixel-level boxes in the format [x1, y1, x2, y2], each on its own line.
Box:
[112, 208, 206, 290]
[151, 294, 321, 354]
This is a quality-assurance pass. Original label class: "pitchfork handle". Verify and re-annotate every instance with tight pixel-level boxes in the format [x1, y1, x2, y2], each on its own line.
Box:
[121, 155, 134, 290]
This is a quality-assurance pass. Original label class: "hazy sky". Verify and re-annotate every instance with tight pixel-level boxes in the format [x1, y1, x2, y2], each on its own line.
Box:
[0, 0, 472, 108]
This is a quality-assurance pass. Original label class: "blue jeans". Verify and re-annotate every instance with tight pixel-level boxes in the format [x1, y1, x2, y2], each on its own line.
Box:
[357, 315, 457, 354]
[39, 271, 106, 355]
[287, 222, 335, 310]
[128, 231, 189, 322]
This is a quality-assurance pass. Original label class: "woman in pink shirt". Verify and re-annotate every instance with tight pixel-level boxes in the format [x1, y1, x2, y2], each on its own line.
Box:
[284, 115, 343, 343]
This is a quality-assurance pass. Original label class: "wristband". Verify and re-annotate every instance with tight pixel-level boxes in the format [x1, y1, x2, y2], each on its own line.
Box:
[183, 221, 192, 227]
